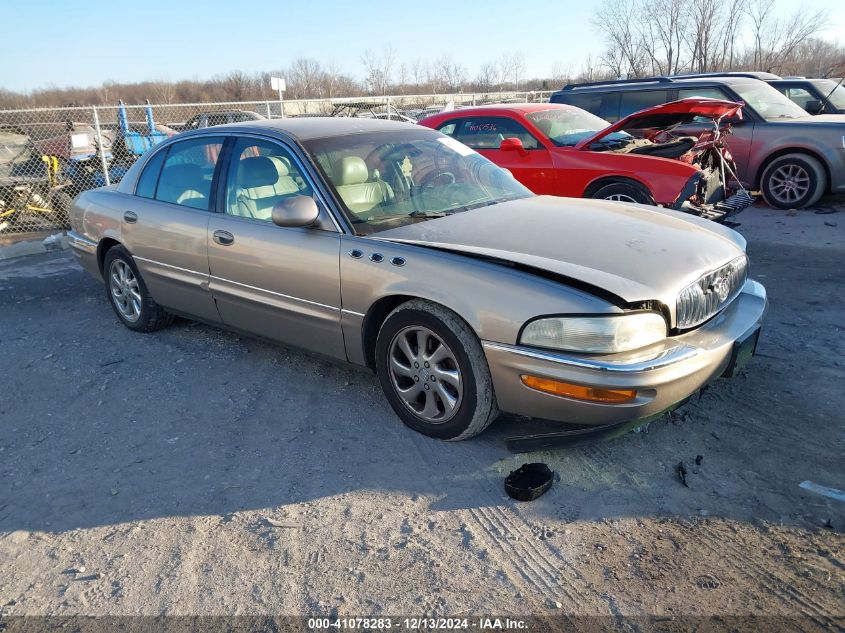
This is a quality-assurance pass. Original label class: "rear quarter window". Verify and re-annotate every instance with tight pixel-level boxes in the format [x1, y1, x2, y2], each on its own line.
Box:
[677, 87, 730, 100]
[135, 147, 167, 199]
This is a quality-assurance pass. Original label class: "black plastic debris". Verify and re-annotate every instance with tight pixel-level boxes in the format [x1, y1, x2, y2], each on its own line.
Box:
[695, 455, 704, 466]
[505, 463, 554, 501]
[677, 461, 689, 487]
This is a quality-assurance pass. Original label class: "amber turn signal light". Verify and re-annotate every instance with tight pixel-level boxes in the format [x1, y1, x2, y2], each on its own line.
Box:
[520, 375, 637, 404]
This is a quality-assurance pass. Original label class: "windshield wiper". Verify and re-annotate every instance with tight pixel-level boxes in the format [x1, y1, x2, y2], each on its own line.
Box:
[408, 210, 452, 218]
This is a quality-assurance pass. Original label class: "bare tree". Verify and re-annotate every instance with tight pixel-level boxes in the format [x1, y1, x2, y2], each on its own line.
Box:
[640, 0, 689, 74]
[498, 51, 527, 89]
[431, 56, 467, 92]
[476, 61, 500, 92]
[746, 0, 827, 73]
[361, 45, 396, 95]
[592, 0, 649, 77]
[287, 57, 324, 99]
[151, 80, 177, 104]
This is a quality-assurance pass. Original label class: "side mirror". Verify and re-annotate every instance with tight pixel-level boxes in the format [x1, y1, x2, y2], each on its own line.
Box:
[499, 137, 528, 155]
[804, 99, 823, 114]
[271, 195, 320, 228]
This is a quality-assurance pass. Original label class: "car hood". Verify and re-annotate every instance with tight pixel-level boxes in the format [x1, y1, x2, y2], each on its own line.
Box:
[575, 98, 743, 149]
[375, 196, 746, 321]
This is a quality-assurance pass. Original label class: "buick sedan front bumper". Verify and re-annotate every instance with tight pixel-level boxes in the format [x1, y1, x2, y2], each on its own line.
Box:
[483, 279, 767, 426]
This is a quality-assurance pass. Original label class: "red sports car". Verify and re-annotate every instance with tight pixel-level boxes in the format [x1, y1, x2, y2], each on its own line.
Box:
[419, 100, 752, 221]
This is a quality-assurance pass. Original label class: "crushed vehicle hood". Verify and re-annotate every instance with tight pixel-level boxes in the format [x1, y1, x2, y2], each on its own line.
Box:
[575, 98, 743, 150]
[375, 196, 746, 312]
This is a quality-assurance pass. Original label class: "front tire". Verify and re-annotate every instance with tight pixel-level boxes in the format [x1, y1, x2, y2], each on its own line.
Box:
[375, 299, 498, 440]
[760, 153, 826, 209]
[103, 245, 174, 332]
[590, 181, 654, 205]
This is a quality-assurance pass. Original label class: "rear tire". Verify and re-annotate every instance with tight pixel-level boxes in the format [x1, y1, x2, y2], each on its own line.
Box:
[375, 299, 498, 441]
[760, 153, 826, 209]
[103, 245, 174, 332]
[590, 181, 654, 205]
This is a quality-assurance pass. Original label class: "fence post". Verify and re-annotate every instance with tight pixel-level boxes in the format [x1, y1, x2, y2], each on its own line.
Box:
[92, 106, 110, 187]
[266, 101, 272, 118]
[386, 95, 392, 120]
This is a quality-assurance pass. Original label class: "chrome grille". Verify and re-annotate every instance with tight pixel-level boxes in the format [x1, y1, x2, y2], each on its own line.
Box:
[676, 255, 747, 330]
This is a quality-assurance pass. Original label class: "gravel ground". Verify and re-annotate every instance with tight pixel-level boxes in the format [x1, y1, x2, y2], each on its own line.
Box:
[0, 203, 843, 628]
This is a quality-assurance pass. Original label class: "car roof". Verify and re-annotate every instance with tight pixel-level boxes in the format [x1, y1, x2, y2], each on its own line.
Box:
[194, 116, 422, 141]
[560, 75, 764, 92]
[439, 103, 575, 114]
[419, 103, 579, 125]
[768, 78, 833, 86]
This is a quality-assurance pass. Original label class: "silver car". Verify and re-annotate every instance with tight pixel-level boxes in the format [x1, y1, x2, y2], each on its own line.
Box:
[67, 118, 767, 441]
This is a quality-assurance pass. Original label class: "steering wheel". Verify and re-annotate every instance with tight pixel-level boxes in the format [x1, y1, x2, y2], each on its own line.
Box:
[422, 171, 456, 187]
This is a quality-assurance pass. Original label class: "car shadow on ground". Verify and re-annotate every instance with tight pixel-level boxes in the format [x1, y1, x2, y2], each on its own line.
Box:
[0, 243, 843, 536]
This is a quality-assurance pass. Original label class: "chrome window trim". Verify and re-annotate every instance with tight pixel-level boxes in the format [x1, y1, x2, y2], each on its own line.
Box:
[482, 340, 698, 373]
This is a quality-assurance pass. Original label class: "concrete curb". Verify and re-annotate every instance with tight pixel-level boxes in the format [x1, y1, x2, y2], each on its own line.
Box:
[0, 233, 69, 261]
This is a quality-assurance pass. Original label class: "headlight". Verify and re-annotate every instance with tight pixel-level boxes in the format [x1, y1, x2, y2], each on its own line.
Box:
[519, 313, 667, 353]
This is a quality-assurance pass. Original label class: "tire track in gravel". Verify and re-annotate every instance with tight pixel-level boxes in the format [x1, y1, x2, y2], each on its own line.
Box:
[694, 522, 834, 625]
[405, 435, 560, 604]
[469, 505, 581, 606]
[406, 433, 599, 612]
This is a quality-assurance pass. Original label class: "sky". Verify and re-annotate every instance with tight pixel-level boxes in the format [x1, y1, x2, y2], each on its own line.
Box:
[1, 0, 844, 93]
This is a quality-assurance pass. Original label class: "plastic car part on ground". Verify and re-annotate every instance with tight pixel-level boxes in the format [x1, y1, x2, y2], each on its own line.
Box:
[504, 463, 554, 501]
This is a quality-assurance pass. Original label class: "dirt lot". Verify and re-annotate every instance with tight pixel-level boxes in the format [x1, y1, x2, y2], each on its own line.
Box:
[0, 203, 843, 629]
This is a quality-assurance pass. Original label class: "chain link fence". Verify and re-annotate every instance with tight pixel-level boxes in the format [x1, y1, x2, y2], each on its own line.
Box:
[0, 91, 551, 237]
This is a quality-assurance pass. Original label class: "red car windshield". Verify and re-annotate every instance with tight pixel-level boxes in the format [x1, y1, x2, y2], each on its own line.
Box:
[525, 109, 631, 147]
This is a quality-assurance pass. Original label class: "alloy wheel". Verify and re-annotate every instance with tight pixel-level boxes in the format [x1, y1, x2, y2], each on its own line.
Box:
[109, 259, 142, 323]
[606, 193, 638, 203]
[769, 164, 810, 205]
[387, 326, 463, 424]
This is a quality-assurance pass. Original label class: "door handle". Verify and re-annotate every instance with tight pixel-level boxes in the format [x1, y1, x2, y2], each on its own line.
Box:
[123, 211, 138, 223]
[213, 230, 235, 246]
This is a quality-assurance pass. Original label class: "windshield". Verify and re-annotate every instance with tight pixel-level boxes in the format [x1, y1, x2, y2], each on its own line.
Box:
[525, 109, 631, 147]
[732, 82, 810, 119]
[817, 80, 845, 109]
[305, 129, 532, 235]
[0, 131, 33, 165]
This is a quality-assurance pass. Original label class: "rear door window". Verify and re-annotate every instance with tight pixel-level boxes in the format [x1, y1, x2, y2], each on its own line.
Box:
[619, 90, 671, 117]
[154, 137, 224, 210]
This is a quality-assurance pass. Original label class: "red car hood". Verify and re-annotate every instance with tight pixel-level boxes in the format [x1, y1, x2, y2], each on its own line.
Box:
[574, 98, 743, 150]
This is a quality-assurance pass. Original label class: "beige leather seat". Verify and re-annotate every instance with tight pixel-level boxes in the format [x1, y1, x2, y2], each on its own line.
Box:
[332, 156, 393, 215]
[158, 164, 209, 209]
[235, 156, 301, 219]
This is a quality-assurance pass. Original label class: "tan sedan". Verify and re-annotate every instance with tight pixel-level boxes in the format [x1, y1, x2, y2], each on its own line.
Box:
[67, 118, 766, 441]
